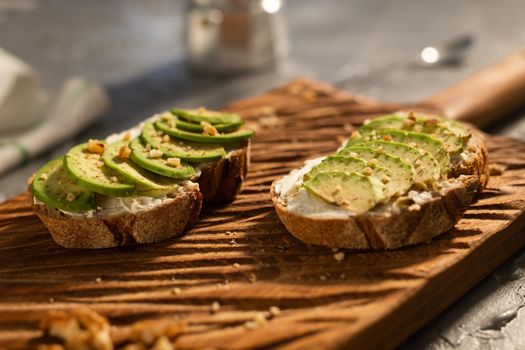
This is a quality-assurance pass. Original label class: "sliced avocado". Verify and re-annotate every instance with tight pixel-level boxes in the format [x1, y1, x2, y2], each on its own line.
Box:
[303, 171, 386, 213]
[103, 141, 182, 194]
[141, 122, 226, 162]
[305, 155, 398, 198]
[171, 108, 243, 125]
[360, 114, 466, 153]
[338, 146, 415, 196]
[156, 119, 255, 144]
[64, 143, 135, 197]
[175, 118, 243, 133]
[32, 158, 96, 212]
[129, 137, 196, 179]
[366, 140, 441, 183]
[373, 130, 450, 173]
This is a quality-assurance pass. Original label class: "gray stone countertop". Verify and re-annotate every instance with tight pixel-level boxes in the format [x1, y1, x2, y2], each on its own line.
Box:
[0, 0, 524, 348]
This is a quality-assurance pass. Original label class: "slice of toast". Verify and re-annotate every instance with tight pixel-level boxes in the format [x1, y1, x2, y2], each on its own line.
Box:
[271, 115, 489, 249]
[30, 111, 251, 249]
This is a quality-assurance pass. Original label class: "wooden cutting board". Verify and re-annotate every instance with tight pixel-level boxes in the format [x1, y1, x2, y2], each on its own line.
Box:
[2, 51, 525, 349]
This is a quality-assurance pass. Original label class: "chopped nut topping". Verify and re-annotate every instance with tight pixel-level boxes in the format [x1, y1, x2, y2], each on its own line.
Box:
[210, 302, 221, 313]
[362, 167, 373, 176]
[39, 173, 48, 181]
[172, 288, 181, 295]
[95, 277, 102, 283]
[162, 134, 170, 143]
[414, 159, 422, 167]
[367, 159, 378, 168]
[320, 275, 327, 281]
[286, 84, 303, 95]
[343, 123, 353, 133]
[149, 149, 163, 159]
[110, 176, 119, 183]
[424, 118, 439, 126]
[408, 142, 418, 148]
[376, 145, 384, 152]
[253, 313, 268, 326]
[66, 192, 76, 202]
[381, 175, 391, 184]
[118, 145, 132, 159]
[403, 118, 416, 129]
[130, 318, 186, 346]
[166, 157, 181, 167]
[87, 139, 105, 154]
[418, 149, 426, 156]
[233, 263, 240, 268]
[363, 118, 371, 125]
[201, 121, 218, 136]
[382, 134, 393, 141]
[333, 252, 345, 262]
[197, 106, 207, 114]
[122, 132, 132, 141]
[349, 152, 358, 157]
[407, 112, 416, 121]
[145, 143, 152, 151]
[350, 131, 361, 139]
[259, 115, 281, 127]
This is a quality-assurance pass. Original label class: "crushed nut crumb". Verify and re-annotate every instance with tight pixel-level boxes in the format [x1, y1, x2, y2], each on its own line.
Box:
[367, 158, 378, 168]
[269, 306, 281, 317]
[233, 263, 240, 268]
[201, 121, 218, 136]
[210, 301, 221, 314]
[122, 132, 132, 141]
[302, 90, 317, 102]
[363, 118, 371, 125]
[334, 252, 345, 262]
[172, 288, 181, 295]
[149, 149, 163, 159]
[166, 157, 181, 167]
[381, 175, 391, 184]
[409, 203, 422, 211]
[87, 139, 105, 154]
[382, 134, 393, 141]
[95, 277, 102, 283]
[320, 275, 327, 281]
[39, 173, 48, 181]
[362, 167, 373, 176]
[118, 145, 132, 159]
[162, 134, 170, 143]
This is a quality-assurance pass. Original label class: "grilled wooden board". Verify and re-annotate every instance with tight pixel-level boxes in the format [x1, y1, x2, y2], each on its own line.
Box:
[1, 79, 525, 349]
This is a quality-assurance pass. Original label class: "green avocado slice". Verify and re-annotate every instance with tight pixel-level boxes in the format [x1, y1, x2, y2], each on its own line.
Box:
[305, 155, 398, 198]
[64, 143, 135, 197]
[338, 146, 415, 197]
[171, 108, 243, 125]
[32, 158, 96, 212]
[103, 141, 182, 194]
[366, 140, 441, 183]
[175, 118, 243, 133]
[360, 114, 467, 153]
[129, 137, 196, 179]
[372, 130, 450, 173]
[141, 122, 225, 162]
[155, 119, 255, 144]
[303, 171, 386, 213]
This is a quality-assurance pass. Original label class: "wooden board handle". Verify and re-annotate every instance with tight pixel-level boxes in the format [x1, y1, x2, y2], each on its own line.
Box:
[423, 50, 525, 127]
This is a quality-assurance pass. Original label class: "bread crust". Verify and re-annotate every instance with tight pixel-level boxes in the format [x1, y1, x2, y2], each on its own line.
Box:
[32, 143, 249, 249]
[271, 127, 489, 249]
[198, 142, 249, 204]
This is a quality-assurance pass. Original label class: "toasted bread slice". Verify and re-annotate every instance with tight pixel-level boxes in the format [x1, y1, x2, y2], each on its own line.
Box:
[271, 121, 489, 250]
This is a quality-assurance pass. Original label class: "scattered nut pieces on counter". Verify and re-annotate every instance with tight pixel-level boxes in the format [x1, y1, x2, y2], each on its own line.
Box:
[39, 308, 186, 350]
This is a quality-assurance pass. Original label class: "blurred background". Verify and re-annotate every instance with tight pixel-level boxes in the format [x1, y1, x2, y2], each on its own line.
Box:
[1, 0, 525, 348]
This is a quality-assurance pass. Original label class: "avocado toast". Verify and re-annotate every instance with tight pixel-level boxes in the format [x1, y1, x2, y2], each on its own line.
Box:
[30, 108, 254, 249]
[271, 112, 489, 249]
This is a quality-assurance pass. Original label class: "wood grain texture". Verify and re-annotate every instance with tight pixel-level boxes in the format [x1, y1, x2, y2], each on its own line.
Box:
[1, 79, 525, 349]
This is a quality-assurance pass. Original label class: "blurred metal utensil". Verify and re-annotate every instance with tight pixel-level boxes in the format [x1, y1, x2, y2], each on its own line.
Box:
[185, 0, 288, 76]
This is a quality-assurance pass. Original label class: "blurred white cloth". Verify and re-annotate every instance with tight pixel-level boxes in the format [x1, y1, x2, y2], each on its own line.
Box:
[0, 77, 110, 175]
